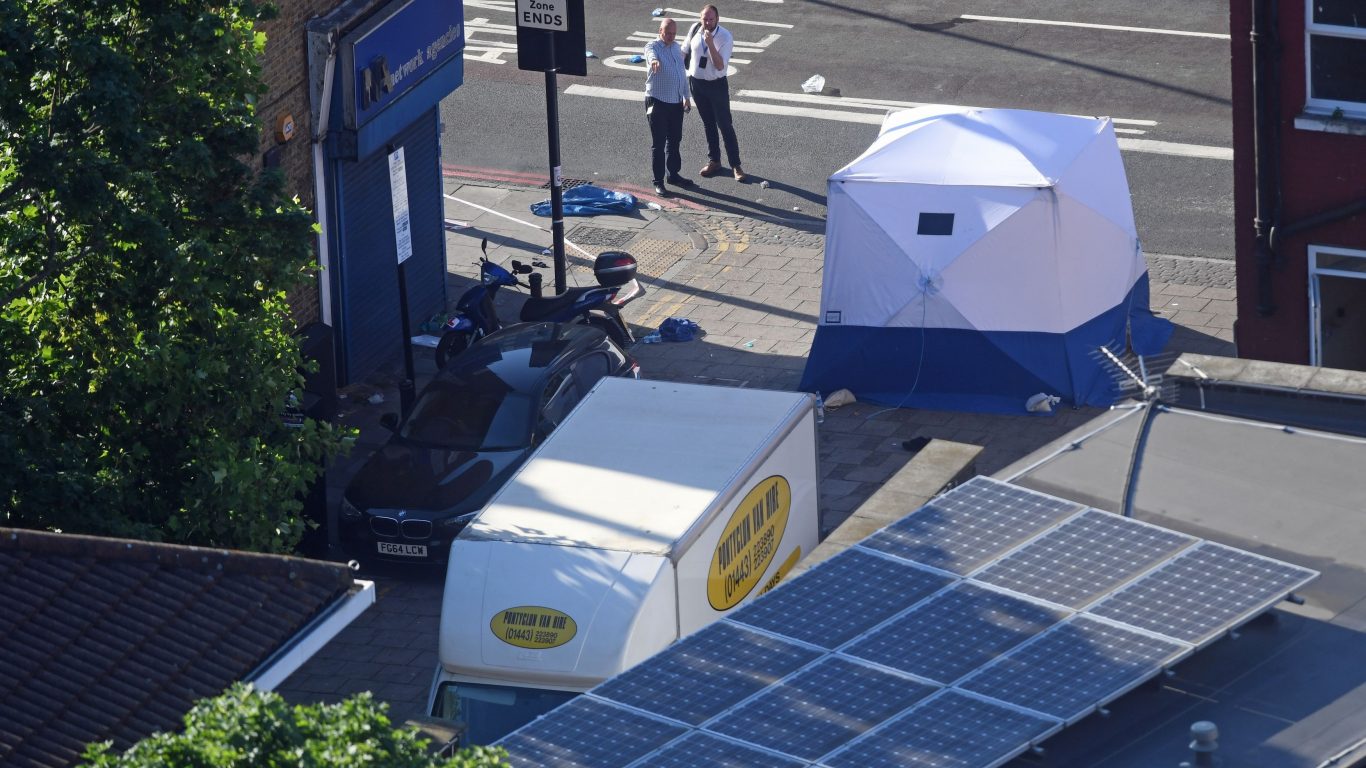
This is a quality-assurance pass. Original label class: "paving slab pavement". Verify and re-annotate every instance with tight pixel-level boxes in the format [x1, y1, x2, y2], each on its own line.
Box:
[277, 176, 1240, 722]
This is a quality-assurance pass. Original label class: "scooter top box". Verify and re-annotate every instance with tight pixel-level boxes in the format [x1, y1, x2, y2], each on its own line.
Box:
[593, 251, 637, 287]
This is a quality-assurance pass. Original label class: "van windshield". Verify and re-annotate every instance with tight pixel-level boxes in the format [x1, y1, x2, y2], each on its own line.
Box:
[432, 681, 578, 745]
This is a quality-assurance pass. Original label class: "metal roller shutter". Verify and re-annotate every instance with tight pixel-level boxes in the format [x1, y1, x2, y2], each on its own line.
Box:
[335, 109, 445, 383]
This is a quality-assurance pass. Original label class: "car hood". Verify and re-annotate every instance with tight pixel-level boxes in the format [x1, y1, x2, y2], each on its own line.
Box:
[346, 441, 528, 517]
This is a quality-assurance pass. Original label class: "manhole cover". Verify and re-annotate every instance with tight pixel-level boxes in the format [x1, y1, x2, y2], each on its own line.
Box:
[542, 177, 593, 190]
[567, 225, 637, 248]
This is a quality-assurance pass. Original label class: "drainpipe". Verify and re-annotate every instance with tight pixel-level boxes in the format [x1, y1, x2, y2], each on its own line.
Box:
[311, 31, 338, 327]
[1270, 197, 1366, 252]
[1250, 0, 1282, 316]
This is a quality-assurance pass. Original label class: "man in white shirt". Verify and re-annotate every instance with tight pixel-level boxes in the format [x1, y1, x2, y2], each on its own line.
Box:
[682, 5, 747, 182]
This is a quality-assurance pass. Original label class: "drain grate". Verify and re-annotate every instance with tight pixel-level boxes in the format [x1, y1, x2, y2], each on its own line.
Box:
[567, 225, 637, 248]
[541, 177, 593, 190]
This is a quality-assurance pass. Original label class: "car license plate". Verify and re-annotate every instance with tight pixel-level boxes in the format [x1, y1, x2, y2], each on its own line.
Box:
[377, 541, 427, 557]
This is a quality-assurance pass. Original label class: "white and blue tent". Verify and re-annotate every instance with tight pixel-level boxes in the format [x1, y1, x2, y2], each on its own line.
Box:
[800, 105, 1172, 413]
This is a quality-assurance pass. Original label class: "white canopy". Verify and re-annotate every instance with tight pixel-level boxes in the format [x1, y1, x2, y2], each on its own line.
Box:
[802, 105, 1171, 412]
[821, 105, 1145, 334]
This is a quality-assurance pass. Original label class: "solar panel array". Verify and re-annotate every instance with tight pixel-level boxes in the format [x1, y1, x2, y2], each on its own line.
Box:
[499, 476, 1318, 768]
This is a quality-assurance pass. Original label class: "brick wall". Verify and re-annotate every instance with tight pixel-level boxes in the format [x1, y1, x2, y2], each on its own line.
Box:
[257, 1, 346, 328]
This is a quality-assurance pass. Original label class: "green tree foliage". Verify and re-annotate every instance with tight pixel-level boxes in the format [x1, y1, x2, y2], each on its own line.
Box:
[0, 0, 349, 550]
[81, 684, 509, 768]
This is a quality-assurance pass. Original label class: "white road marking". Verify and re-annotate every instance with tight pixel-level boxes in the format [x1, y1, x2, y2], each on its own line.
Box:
[464, 18, 517, 64]
[736, 90, 1159, 126]
[568, 83, 882, 123]
[1117, 138, 1232, 160]
[740, 90, 923, 111]
[444, 193, 596, 258]
[960, 14, 1230, 40]
[661, 7, 793, 27]
[564, 85, 1228, 159]
[607, 27, 778, 73]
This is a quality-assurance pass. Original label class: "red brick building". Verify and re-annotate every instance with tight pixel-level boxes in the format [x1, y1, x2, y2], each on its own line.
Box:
[1231, 0, 1366, 369]
[259, 1, 344, 327]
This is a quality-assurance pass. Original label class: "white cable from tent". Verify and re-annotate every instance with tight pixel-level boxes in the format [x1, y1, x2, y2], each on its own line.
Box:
[862, 269, 933, 421]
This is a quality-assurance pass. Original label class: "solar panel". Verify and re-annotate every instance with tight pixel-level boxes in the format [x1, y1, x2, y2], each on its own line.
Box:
[860, 476, 1081, 574]
[706, 655, 939, 761]
[498, 477, 1320, 768]
[958, 614, 1190, 723]
[973, 509, 1196, 608]
[498, 696, 685, 768]
[1087, 541, 1320, 647]
[728, 547, 955, 649]
[629, 732, 805, 768]
[822, 689, 1060, 768]
[844, 581, 1070, 685]
[592, 621, 822, 726]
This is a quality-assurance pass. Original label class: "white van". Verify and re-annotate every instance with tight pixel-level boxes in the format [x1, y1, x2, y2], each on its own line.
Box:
[426, 379, 820, 744]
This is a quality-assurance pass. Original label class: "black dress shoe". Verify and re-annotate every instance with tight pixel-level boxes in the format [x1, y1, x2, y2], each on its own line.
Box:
[667, 174, 694, 187]
[652, 180, 669, 197]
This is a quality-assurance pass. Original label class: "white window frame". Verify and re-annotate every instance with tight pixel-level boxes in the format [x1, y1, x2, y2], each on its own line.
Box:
[1308, 244, 1366, 366]
[1304, 0, 1366, 119]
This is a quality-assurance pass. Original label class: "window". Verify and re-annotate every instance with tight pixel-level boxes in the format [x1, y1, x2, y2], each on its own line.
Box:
[536, 370, 579, 431]
[571, 353, 612, 394]
[1308, 245, 1366, 370]
[1306, 0, 1366, 118]
[917, 212, 955, 236]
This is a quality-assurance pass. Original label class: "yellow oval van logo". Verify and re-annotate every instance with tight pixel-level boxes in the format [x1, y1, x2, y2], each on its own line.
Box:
[490, 606, 577, 649]
[708, 475, 791, 610]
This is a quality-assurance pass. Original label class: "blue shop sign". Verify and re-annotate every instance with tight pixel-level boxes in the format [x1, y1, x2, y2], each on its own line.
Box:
[348, 0, 464, 127]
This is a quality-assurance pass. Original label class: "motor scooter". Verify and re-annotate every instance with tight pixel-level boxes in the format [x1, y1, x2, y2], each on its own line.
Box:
[434, 239, 645, 368]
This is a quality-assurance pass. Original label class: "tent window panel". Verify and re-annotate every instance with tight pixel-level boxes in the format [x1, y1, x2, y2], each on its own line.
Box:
[917, 213, 955, 236]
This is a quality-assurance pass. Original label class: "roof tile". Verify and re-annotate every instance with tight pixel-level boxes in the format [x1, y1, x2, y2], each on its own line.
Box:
[0, 528, 357, 768]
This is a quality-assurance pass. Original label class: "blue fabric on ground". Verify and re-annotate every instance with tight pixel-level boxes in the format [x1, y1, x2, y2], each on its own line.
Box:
[530, 185, 638, 217]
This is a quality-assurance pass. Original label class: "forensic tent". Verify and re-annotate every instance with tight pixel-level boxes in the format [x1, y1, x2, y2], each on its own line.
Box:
[800, 105, 1172, 413]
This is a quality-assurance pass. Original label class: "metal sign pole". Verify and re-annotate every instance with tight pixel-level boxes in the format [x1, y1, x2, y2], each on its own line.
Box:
[395, 262, 416, 416]
[387, 145, 416, 417]
[516, 0, 580, 294]
[545, 31, 567, 294]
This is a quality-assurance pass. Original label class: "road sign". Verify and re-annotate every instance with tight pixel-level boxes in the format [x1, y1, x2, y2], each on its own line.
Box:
[516, 0, 585, 76]
[516, 0, 567, 32]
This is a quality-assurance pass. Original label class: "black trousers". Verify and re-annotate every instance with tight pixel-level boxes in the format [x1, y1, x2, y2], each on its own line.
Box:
[689, 76, 741, 167]
[645, 97, 684, 182]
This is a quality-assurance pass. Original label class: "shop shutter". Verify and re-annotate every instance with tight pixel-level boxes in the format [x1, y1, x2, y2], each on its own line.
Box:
[335, 109, 446, 383]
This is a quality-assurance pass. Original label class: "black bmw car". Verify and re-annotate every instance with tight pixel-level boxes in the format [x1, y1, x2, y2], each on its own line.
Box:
[339, 322, 639, 566]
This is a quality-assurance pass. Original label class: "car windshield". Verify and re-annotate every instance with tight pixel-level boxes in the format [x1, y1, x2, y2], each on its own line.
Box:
[400, 370, 534, 450]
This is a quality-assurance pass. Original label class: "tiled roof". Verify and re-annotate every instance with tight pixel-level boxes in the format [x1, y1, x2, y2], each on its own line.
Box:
[0, 528, 358, 768]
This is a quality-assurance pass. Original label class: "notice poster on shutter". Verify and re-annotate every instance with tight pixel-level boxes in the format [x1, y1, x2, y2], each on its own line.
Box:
[388, 147, 413, 264]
